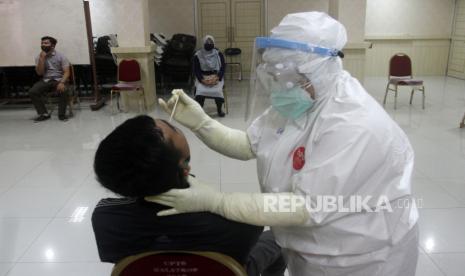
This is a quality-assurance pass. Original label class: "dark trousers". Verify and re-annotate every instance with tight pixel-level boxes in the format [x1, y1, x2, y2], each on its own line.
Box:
[247, 231, 287, 276]
[194, 95, 224, 113]
[29, 80, 69, 116]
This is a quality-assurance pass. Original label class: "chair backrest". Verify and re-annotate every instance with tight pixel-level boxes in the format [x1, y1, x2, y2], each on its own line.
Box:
[111, 251, 247, 276]
[389, 53, 412, 78]
[224, 48, 242, 56]
[118, 59, 141, 82]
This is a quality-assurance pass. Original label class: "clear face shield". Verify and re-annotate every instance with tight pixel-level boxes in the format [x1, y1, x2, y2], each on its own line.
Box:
[246, 37, 343, 122]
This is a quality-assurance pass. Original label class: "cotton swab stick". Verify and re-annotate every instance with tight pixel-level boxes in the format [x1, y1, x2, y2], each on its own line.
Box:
[169, 95, 180, 122]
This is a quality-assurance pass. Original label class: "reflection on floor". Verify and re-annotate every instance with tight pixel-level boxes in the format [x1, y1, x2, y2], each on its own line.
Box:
[0, 76, 464, 275]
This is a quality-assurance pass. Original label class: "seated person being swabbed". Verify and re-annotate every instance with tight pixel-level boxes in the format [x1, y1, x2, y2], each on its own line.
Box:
[92, 115, 286, 275]
[193, 35, 226, 117]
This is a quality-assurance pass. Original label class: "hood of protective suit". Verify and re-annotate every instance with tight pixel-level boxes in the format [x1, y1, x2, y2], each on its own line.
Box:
[262, 12, 347, 98]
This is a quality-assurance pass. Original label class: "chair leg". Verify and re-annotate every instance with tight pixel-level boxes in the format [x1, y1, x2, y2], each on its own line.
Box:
[422, 86, 425, 109]
[68, 96, 74, 117]
[394, 87, 398, 110]
[409, 89, 414, 105]
[224, 91, 229, 114]
[460, 112, 465, 128]
[383, 84, 389, 106]
[142, 91, 147, 113]
[239, 63, 242, 81]
[110, 90, 114, 113]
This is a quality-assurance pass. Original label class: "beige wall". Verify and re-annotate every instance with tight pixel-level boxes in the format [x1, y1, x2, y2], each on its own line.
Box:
[148, 0, 196, 39]
[265, 0, 328, 34]
[338, 0, 366, 43]
[365, 0, 455, 76]
[366, 0, 455, 37]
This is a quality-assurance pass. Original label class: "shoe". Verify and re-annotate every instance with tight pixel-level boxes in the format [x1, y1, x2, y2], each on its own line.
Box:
[217, 111, 226, 117]
[34, 114, 51, 122]
[58, 115, 68, 122]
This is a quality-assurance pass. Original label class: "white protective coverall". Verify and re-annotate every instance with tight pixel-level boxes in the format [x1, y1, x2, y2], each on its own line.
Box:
[150, 12, 419, 276]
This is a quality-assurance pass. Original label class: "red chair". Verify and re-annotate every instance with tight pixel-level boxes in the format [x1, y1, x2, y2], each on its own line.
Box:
[111, 251, 247, 276]
[383, 53, 425, 109]
[110, 59, 146, 113]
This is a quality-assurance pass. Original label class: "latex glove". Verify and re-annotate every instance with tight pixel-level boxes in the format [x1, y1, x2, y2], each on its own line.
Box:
[145, 176, 223, 216]
[158, 89, 209, 131]
[160, 90, 255, 160]
[145, 177, 310, 227]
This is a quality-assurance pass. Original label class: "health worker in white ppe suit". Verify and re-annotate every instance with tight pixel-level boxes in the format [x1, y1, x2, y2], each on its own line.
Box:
[147, 11, 419, 276]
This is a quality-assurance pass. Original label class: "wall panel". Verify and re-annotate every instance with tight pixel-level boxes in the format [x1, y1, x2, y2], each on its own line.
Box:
[365, 39, 450, 77]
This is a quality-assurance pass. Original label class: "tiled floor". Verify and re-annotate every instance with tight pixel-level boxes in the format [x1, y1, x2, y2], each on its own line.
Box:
[0, 76, 464, 275]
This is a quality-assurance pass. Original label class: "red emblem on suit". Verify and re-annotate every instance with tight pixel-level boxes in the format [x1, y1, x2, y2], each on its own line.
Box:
[293, 147, 305, 170]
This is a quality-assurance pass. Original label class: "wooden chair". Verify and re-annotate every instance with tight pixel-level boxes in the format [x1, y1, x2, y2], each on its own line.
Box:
[47, 64, 79, 117]
[383, 53, 425, 109]
[111, 251, 247, 276]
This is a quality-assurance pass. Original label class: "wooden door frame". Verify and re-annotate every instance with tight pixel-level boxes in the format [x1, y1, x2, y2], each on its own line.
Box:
[194, 0, 266, 45]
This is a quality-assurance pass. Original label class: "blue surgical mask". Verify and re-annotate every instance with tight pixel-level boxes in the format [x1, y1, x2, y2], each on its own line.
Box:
[270, 86, 314, 120]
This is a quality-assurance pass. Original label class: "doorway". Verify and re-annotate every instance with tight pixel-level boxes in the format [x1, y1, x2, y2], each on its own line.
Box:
[196, 0, 264, 78]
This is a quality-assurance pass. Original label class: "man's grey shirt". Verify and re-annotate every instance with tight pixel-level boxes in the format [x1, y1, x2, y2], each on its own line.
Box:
[35, 50, 70, 82]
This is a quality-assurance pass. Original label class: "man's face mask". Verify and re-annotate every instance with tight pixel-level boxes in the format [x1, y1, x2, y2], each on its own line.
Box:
[204, 43, 214, 51]
[41, 46, 52, 53]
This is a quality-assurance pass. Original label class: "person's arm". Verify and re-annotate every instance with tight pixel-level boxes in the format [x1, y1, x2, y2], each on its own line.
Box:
[146, 176, 309, 227]
[35, 52, 47, 76]
[56, 65, 70, 93]
[158, 89, 255, 160]
[217, 52, 225, 81]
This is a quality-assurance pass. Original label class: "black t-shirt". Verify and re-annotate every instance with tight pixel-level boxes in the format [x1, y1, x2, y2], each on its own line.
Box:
[91, 197, 263, 265]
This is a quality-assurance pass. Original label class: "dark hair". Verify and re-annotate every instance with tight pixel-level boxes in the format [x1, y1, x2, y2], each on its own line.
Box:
[94, 115, 187, 197]
[41, 36, 57, 46]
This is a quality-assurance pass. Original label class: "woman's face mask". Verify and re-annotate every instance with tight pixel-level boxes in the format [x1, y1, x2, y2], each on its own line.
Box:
[204, 43, 214, 51]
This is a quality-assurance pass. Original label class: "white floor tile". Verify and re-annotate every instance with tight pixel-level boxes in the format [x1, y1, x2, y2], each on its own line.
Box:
[6, 262, 113, 276]
[191, 163, 221, 190]
[412, 178, 464, 209]
[0, 218, 50, 262]
[221, 182, 261, 193]
[15, 160, 91, 188]
[0, 263, 13, 276]
[436, 180, 465, 204]
[19, 218, 100, 262]
[55, 186, 119, 218]
[220, 158, 259, 185]
[0, 150, 53, 189]
[416, 251, 445, 276]
[418, 208, 465, 253]
[0, 187, 75, 218]
[429, 253, 465, 276]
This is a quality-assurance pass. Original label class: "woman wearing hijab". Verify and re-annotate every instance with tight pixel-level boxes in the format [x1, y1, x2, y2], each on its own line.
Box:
[193, 35, 226, 117]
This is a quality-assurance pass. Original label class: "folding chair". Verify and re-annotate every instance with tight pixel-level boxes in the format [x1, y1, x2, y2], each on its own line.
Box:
[110, 59, 146, 113]
[224, 48, 242, 81]
[383, 53, 425, 109]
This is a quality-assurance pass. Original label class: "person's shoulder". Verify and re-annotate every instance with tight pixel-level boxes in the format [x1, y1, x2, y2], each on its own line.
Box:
[95, 197, 138, 209]
[53, 50, 69, 60]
